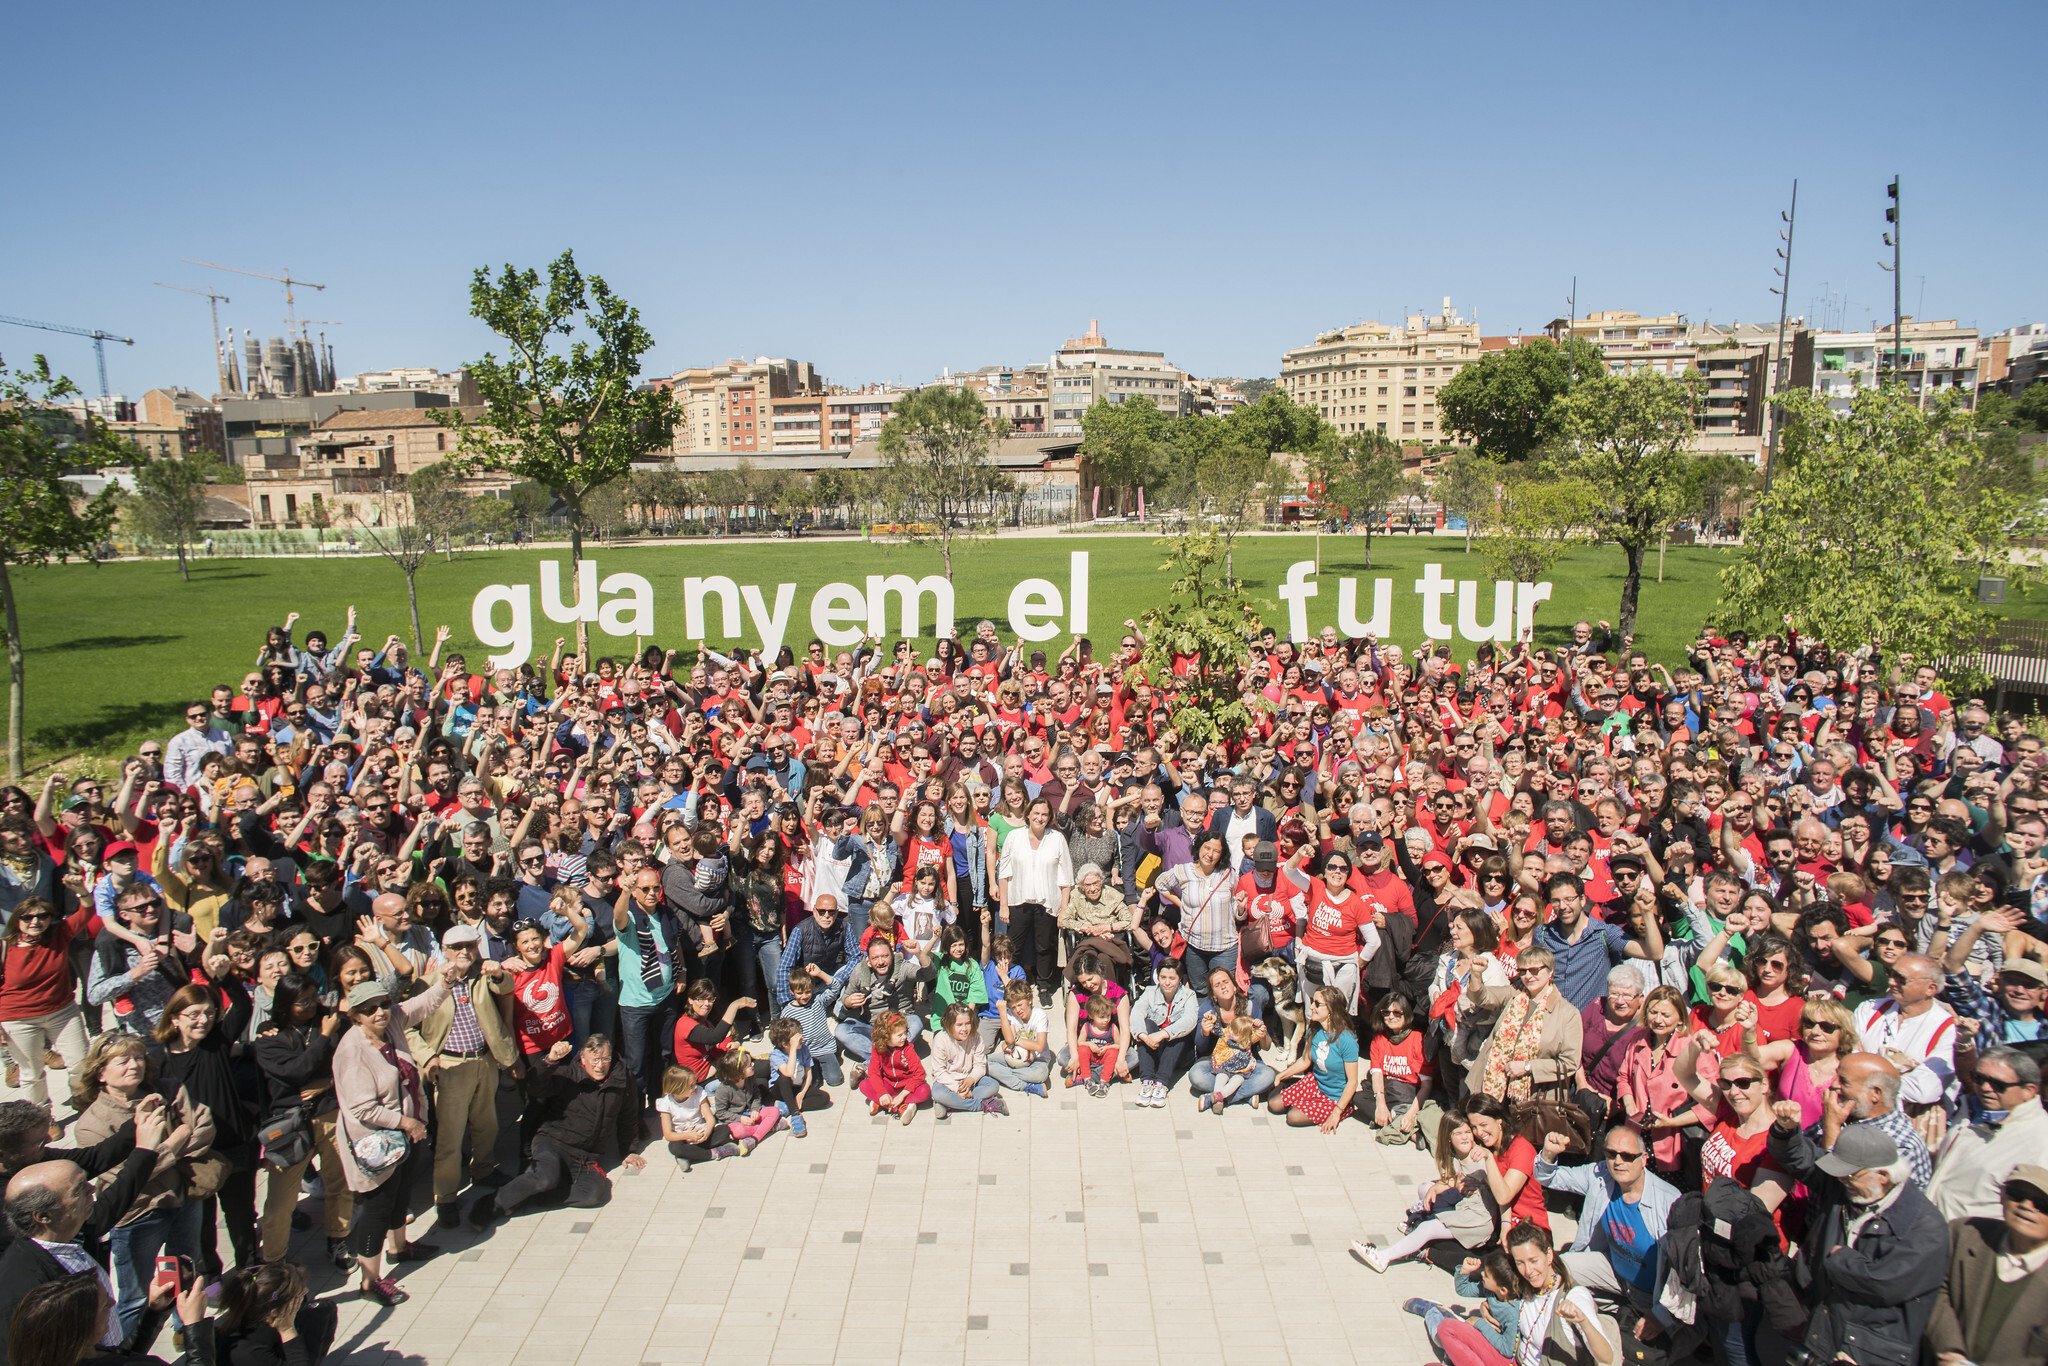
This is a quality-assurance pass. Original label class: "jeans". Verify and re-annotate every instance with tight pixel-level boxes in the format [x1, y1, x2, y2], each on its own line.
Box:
[616, 994, 677, 1105]
[1131, 1034, 1196, 1085]
[110, 1201, 204, 1341]
[568, 976, 616, 1048]
[1186, 1059, 1276, 1105]
[987, 1049, 1052, 1090]
[1182, 942, 1239, 995]
[931, 1076, 1000, 1111]
[499, 1136, 610, 1215]
[732, 926, 781, 1032]
[1707, 1302, 1763, 1366]
[833, 1016, 922, 1061]
[814, 1053, 845, 1087]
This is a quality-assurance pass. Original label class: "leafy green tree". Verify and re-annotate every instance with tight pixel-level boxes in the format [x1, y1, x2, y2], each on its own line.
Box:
[1080, 396, 1169, 516]
[506, 480, 552, 521]
[352, 484, 435, 654]
[1134, 530, 1265, 748]
[0, 357, 128, 779]
[433, 250, 677, 567]
[1310, 430, 1404, 567]
[1438, 337, 1605, 461]
[1436, 450, 1499, 553]
[1473, 470, 1603, 586]
[1720, 389, 2032, 661]
[468, 496, 516, 540]
[2015, 383, 2048, 433]
[1683, 452, 1758, 528]
[875, 386, 1003, 580]
[1550, 369, 1704, 639]
[125, 451, 226, 581]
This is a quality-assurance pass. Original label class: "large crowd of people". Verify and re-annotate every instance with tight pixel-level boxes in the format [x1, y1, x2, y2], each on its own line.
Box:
[0, 604, 2045, 1366]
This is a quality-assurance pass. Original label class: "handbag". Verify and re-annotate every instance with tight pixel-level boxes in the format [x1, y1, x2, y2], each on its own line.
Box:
[351, 1127, 411, 1174]
[182, 1153, 232, 1201]
[256, 1107, 314, 1170]
[1238, 903, 1275, 962]
[1511, 1080, 1594, 1158]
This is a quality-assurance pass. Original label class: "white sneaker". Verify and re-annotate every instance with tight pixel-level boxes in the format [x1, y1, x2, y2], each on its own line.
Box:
[1348, 1241, 1389, 1273]
[1148, 1081, 1166, 1107]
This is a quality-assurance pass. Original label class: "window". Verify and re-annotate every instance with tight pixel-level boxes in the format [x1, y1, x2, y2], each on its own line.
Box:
[1377, 386, 1388, 396]
[1403, 368, 1418, 379]
[1404, 387, 1417, 398]
[1401, 422, 1415, 434]
[435, 433, 446, 451]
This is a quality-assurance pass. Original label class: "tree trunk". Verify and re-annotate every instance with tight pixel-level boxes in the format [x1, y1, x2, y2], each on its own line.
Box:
[175, 539, 189, 582]
[1363, 521, 1374, 570]
[1464, 523, 1473, 553]
[1619, 541, 1645, 641]
[941, 526, 954, 583]
[2, 560, 25, 781]
[405, 567, 424, 655]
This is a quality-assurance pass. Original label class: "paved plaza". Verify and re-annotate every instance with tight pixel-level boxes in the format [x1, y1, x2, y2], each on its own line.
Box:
[259, 1074, 1457, 1366]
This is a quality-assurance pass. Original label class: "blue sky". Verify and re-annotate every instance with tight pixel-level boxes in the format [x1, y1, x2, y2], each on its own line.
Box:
[4, 1, 2042, 397]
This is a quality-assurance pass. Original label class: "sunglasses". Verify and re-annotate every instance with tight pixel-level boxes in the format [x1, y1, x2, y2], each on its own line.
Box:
[1605, 1149, 1646, 1163]
[1707, 983, 1744, 997]
[1801, 1018, 1841, 1033]
[1718, 1075, 1764, 1091]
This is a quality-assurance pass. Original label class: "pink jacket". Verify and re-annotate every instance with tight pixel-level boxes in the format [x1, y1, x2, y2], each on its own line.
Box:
[1617, 1033, 1710, 1171]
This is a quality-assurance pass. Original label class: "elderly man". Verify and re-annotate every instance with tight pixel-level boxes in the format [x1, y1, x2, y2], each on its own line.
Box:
[1855, 952, 1961, 1142]
[1925, 1162, 2048, 1366]
[471, 1033, 644, 1228]
[1766, 1110, 1949, 1366]
[1823, 1052, 1934, 1187]
[1928, 1047, 2048, 1222]
[407, 924, 517, 1232]
[1534, 1123, 1680, 1338]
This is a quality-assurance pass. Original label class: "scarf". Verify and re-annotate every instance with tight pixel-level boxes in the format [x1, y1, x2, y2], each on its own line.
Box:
[1481, 988, 1552, 1103]
[628, 904, 670, 995]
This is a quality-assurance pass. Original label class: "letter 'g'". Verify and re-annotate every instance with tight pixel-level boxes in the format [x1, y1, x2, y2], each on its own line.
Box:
[474, 584, 531, 671]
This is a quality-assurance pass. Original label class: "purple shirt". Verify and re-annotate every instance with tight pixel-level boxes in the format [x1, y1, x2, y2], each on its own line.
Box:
[1580, 997, 1643, 1098]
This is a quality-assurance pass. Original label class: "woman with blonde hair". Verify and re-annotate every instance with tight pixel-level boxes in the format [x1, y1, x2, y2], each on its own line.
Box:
[70, 1031, 215, 1343]
[1468, 947, 1582, 1107]
[1755, 994, 1859, 1129]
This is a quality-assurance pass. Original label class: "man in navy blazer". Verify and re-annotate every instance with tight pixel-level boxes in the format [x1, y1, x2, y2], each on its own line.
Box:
[1205, 776, 1278, 871]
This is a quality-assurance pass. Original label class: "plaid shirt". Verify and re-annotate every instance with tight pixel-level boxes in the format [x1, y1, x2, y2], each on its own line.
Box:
[444, 978, 486, 1055]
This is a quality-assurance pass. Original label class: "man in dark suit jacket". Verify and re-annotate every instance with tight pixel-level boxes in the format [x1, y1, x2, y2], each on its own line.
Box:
[1205, 776, 1279, 871]
[1925, 1162, 2048, 1366]
[0, 1147, 172, 1364]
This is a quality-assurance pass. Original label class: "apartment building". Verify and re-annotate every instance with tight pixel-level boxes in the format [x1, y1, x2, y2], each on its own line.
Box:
[946, 366, 1051, 434]
[1979, 323, 2046, 394]
[659, 357, 823, 454]
[330, 368, 480, 404]
[1279, 298, 1480, 442]
[1048, 321, 1191, 436]
[1811, 318, 1978, 412]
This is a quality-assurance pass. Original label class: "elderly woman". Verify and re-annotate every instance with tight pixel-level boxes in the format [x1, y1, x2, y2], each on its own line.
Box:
[1060, 862, 1136, 976]
[332, 969, 455, 1307]
[1186, 967, 1277, 1109]
[1468, 947, 1583, 1110]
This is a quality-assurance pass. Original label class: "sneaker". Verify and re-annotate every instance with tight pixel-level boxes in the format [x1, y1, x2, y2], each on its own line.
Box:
[1144, 1081, 1163, 1106]
[302, 1175, 325, 1198]
[1348, 1241, 1389, 1274]
[1065, 1073, 1085, 1089]
[3, 1061, 16, 1090]
[435, 1203, 463, 1232]
[736, 1137, 757, 1156]
[869, 1097, 884, 1116]
[1023, 1083, 1047, 1098]
[1090, 1079, 1108, 1098]
[982, 1096, 1010, 1116]
[359, 1277, 409, 1307]
[41, 1050, 65, 1071]
[776, 1100, 790, 1118]
[327, 1238, 351, 1270]
[935, 1106, 950, 1122]
[710, 1143, 740, 1159]
[844, 1062, 864, 1089]
[773, 1112, 792, 1133]
[674, 1156, 693, 1175]
[290, 1211, 311, 1232]
[789, 1113, 807, 1138]
[466, 1193, 499, 1231]
[1401, 1298, 1439, 1319]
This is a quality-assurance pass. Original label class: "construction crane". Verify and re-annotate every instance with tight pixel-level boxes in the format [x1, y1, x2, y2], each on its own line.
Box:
[154, 282, 232, 395]
[181, 259, 325, 334]
[0, 314, 135, 396]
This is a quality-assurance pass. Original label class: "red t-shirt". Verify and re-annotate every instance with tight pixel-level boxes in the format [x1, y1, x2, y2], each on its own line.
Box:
[1347, 868, 1416, 924]
[1369, 1030, 1432, 1089]
[510, 945, 572, 1055]
[1502, 1135, 1550, 1229]
[1236, 872, 1302, 950]
[1299, 881, 1371, 957]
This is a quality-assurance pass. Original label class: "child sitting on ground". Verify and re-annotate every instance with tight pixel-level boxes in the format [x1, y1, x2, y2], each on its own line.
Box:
[778, 966, 845, 1086]
[979, 932, 1025, 1051]
[1070, 993, 1120, 1096]
[1203, 1016, 1263, 1114]
[1351, 1107, 1495, 1273]
[1403, 1247, 1522, 1360]
[655, 1065, 731, 1171]
[929, 925, 988, 1034]
[766, 1018, 813, 1136]
[709, 1051, 787, 1152]
[857, 1010, 929, 1125]
[992, 980, 1053, 1097]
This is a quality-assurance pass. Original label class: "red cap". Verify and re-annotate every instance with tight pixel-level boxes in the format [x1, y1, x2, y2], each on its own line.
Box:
[104, 841, 138, 860]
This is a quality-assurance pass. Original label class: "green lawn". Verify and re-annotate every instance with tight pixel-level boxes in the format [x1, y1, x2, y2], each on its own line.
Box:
[12, 531, 2048, 770]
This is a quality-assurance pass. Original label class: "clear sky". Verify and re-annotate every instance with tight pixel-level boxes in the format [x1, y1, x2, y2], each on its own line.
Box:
[4, 1, 2042, 398]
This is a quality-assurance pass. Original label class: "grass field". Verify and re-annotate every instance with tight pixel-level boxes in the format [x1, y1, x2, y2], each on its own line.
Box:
[11, 530, 2048, 771]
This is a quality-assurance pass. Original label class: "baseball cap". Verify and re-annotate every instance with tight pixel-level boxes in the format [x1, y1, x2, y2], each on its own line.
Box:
[1815, 1123, 1899, 1178]
[1463, 833, 1498, 853]
[1609, 852, 1646, 874]
[1353, 831, 1386, 850]
[2004, 1163, 2048, 1196]
[1253, 841, 1278, 870]
[103, 841, 138, 861]
[442, 924, 484, 949]
[61, 795, 91, 812]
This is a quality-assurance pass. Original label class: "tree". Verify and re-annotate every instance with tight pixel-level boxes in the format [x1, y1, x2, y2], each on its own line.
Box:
[1684, 452, 1758, 529]
[1550, 369, 1704, 639]
[875, 386, 1003, 581]
[1436, 450, 1499, 553]
[433, 250, 677, 568]
[1310, 430, 1404, 567]
[125, 451, 224, 581]
[1437, 337, 1606, 462]
[352, 483, 434, 654]
[0, 357, 129, 779]
[1135, 530, 1265, 748]
[2015, 383, 2048, 433]
[1721, 388, 2035, 662]
[1080, 396, 1169, 516]
[1473, 470, 1603, 585]
[406, 462, 469, 560]
[1179, 393, 1328, 578]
